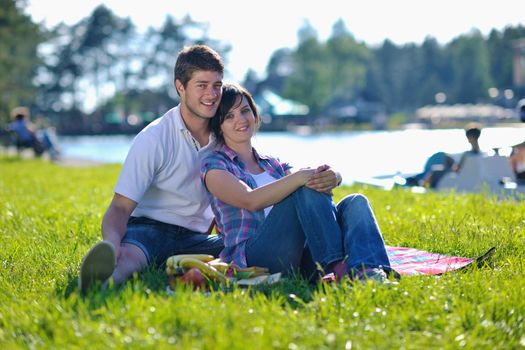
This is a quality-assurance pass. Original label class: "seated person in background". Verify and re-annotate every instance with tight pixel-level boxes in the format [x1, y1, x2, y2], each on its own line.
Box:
[453, 122, 483, 172]
[510, 141, 525, 182]
[34, 116, 61, 160]
[404, 151, 455, 187]
[404, 123, 484, 188]
[8, 107, 61, 159]
[421, 153, 456, 188]
[9, 106, 44, 156]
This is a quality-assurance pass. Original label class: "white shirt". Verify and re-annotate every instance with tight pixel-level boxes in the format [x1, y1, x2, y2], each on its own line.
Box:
[114, 105, 215, 232]
[250, 171, 278, 217]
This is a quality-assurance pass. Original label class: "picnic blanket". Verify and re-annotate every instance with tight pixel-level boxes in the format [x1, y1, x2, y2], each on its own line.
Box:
[386, 246, 495, 276]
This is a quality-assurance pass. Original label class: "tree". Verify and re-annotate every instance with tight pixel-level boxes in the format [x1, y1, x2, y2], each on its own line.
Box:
[262, 48, 294, 94]
[416, 37, 449, 105]
[36, 5, 135, 116]
[487, 25, 525, 89]
[447, 30, 493, 103]
[0, 0, 43, 125]
[284, 36, 331, 115]
[368, 39, 407, 111]
[79, 5, 134, 110]
[325, 19, 370, 106]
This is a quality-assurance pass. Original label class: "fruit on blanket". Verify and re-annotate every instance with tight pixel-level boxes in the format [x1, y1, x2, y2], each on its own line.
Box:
[208, 259, 231, 273]
[178, 257, 227, 283]
[166, 254, 215, 268]
[179, 268, 207, 289]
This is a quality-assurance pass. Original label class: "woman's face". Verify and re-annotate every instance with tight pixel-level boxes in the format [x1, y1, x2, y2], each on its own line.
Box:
[220, 95, 256, 145]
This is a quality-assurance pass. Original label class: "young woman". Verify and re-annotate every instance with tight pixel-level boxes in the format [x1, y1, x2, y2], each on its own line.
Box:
[201, 83, 397, 282]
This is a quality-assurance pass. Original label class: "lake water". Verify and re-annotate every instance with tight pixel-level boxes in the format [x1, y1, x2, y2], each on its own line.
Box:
[59, 126, 525, 185]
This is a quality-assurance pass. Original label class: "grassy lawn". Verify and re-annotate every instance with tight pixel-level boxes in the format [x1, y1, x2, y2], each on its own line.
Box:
[0, 157, 524, 349]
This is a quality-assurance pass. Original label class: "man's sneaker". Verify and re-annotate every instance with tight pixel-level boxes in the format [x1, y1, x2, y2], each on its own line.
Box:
[79, 241, 116, 294]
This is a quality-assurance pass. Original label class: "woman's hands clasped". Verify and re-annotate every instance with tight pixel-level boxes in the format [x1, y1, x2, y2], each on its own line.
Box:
[305, 164, 341, 195]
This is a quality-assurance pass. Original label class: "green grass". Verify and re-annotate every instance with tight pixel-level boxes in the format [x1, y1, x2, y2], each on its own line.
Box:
[1, 157, 524, 349]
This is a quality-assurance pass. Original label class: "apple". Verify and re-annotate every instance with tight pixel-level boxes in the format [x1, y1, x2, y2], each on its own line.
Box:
[179, 268, 207, 290]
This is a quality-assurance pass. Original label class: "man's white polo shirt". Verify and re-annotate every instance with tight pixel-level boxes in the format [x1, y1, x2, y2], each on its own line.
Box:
[114, 105, 215, 233]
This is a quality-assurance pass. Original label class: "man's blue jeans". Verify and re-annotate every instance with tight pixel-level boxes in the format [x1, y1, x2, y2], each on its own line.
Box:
[245, 187, 392, 279]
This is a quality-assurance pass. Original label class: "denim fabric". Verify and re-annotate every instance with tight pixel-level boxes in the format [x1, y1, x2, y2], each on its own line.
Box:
[245, 188, 393, 277]
[335, 194, 393, 273]
[122, 217, 224, 266]
[201, 145, 290, 266]
[245, 187, 343, 275]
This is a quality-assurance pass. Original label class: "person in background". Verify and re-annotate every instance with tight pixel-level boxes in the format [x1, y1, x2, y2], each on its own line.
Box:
[510, 141, 525, 182]
[403, 151, 455, 188]
[453, 122, 483, 172]
[35, 115, 61, 160]
[8, 107, 62, 160]
[9, 106, 44, 156]
[405, 123, 484, 188]
[201, 83, 397, 283]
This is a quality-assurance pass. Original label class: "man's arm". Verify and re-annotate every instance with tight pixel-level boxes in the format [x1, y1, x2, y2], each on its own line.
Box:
[101, 193, 138, 258]
[305, 165, 342, 195]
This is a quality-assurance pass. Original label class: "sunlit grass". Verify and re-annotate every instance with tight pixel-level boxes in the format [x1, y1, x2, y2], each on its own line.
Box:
[1, 157, 524, 349]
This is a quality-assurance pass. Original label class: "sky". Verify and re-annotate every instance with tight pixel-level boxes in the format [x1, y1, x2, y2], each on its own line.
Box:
[26, 0, 525, 82]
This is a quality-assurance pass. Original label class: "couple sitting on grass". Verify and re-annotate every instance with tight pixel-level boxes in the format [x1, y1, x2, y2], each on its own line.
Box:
[79, 45, 398, 294]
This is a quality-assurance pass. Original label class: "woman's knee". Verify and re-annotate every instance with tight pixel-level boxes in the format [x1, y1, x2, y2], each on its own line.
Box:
[337, 193, 370, 213]
[294, 186, 330, 203]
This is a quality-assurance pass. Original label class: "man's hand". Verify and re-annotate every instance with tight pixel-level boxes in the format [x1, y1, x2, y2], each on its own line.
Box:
[101, 193, 137, 260]
[305, 164, 341, 195]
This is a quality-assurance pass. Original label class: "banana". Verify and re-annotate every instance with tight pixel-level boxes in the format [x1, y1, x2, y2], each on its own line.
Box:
[178, 257, 227, 283]
[166, 254, 215, 268]
[208, 259, 231, 273]
[166, 265, 175, 275]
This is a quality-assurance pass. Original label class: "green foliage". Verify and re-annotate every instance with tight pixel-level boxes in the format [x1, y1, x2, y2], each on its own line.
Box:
[282, 23, 371, 116]
[34, 5, 231, 133]
[448, 31, 493, 104]
[4, 3, 525, 131]
[284, 38, 333, 115]
[488, 26, 525, 89]
[1, 158, 524, 349]
[269, 24, 525, 118]
[0, 0, 44, 126]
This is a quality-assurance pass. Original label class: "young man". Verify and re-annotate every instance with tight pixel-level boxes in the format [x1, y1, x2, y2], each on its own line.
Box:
[454, 122, 483, 172]
[79, 45, 226, 293]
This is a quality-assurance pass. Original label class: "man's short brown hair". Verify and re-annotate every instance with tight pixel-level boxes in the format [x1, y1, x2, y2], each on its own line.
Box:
[174, 45, 224, 94]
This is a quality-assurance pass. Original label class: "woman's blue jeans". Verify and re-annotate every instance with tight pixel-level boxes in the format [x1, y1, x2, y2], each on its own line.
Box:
[245, 187, 392, 279]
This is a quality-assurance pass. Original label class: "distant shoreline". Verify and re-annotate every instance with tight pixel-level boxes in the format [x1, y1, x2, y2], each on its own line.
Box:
[0, 146, 105, 167]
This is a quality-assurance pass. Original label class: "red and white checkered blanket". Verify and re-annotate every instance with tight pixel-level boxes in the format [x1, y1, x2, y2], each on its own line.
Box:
[386, 246, 495, 276]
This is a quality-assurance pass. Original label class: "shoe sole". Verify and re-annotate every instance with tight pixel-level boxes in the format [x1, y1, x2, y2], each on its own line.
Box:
[79, 241, 116, 294]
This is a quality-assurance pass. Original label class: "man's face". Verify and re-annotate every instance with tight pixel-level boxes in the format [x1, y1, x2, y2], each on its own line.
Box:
[177, 70, 223, 121]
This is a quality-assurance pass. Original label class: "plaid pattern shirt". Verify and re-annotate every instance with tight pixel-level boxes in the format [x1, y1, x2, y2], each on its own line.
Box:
[200, 144, 290, 267]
